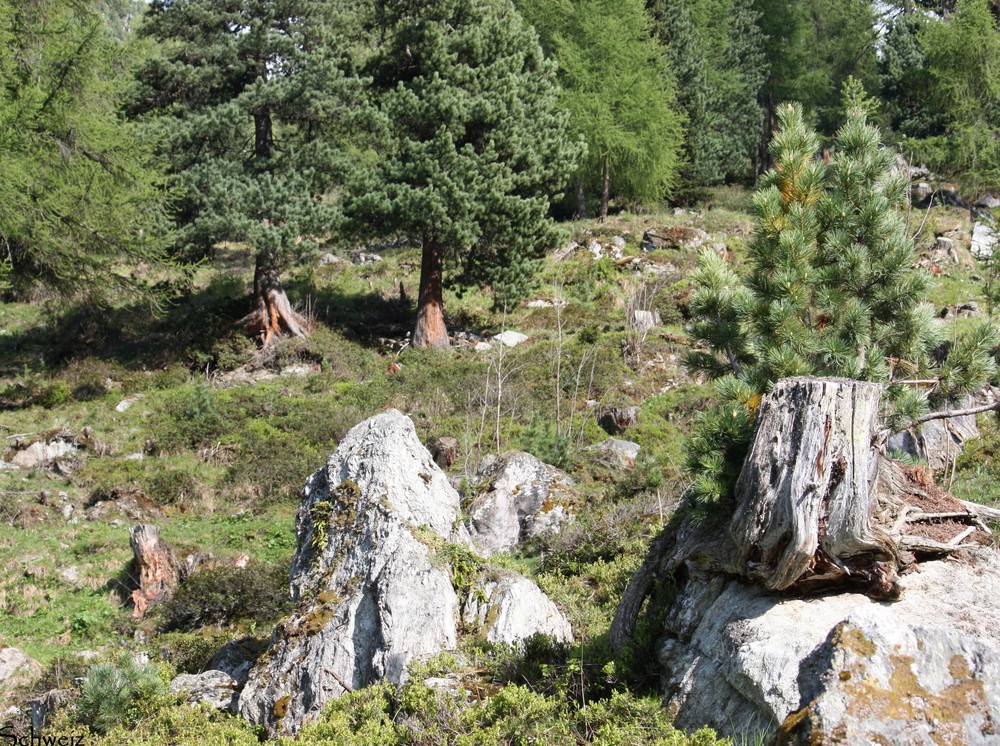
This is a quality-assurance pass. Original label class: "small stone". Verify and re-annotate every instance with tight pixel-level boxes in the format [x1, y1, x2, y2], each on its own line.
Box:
[474, 341, 492, 352]
[170, 671, 239, 712]
[115, 396, 142, 413]
[125, 452, 144, 461]
[611, 236, 627, 249]
[597, 406, 640, 435]
[317, 252, 342, 266]
[629, 310, 661, 333]
[58, 566, 80, 584]
[526, 299, 554, 308]
[493, 331, 529, 348]
[971, 222, 996, 260]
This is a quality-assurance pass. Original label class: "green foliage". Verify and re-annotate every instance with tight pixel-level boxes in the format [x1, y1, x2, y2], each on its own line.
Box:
[653, 0, 767, 187]
[909, 0, 1000, 192]
[76, 654, 168, 734]
[156, 561, 292, 631]
[522, 0, 685, 212]
[0, 0, 169, 303]
[350, 0, 582, 309]
[132, 0, 361, 269]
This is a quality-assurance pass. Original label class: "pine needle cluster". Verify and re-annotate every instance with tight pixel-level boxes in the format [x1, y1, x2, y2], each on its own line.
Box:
[77, 654, 167, 734]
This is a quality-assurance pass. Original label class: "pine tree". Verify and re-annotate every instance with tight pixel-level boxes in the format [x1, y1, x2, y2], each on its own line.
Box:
[652, 0, 767, 187]
[685, 102, 995, 515]
[349, 0, 582, 348]
[131, 0, 362, 345]
[0, 0, 168, 304]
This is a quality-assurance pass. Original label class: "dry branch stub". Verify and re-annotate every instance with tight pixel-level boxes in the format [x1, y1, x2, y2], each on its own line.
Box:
[129, 523, 179, 620]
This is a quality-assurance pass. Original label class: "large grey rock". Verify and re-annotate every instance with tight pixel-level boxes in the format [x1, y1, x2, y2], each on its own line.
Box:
[206, 639, 264, 687]
[170, 671, 239, 712]
[238, 411, 569, 736]
[463, 574, 573, 645]
[467, 452, 576, 556]
[0, 646, 42, 696]
[657, 552, 1000, 744]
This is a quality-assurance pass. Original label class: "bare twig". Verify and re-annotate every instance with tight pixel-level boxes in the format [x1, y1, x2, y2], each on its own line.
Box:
[909, 400, 1000, 426]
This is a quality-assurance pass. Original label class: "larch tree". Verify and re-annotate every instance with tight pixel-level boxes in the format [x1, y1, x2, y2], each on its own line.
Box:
[520, 0, 685, 218]
[131, 0, 363, 345]
[349, 0, 581, 348]
[0, 0, 169, 304]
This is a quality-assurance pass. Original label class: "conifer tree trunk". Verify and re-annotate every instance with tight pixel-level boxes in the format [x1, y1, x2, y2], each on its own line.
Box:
[243, 253, 309, 347]
[575, 178, 588, 219]
[599, 157, 610, 221]
[413, 233, 450, 349]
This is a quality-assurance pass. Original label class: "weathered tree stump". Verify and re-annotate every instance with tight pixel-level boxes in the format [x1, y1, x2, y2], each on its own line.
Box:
[129, 524, 179, 620]
[728, 377, 893, 593]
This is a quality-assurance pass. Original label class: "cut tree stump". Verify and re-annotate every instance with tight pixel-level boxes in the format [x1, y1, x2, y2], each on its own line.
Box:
[129, 524, 179, 620]
[727, 377, 894, 593]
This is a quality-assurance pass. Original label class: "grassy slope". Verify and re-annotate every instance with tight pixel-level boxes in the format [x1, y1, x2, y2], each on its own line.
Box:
[0, 190, 996, 742]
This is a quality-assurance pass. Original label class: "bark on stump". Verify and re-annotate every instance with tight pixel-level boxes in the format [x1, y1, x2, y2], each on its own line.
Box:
[130, 524, 179, 620]
[241, 257, 309, 348]
[728, 377, 893, 594]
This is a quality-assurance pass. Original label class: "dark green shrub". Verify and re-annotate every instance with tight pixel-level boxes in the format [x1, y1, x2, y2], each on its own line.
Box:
[157, 561, 292, 631]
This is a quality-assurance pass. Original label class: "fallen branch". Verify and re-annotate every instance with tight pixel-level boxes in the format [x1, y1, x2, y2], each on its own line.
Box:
[906, 511, 975, 522]
[949, 526, 977, 545]
[900, 535, 976, 554]
[910, 399, 1000, 427]
[325, 667, 354, 694]
[957, 499, 1000, 523]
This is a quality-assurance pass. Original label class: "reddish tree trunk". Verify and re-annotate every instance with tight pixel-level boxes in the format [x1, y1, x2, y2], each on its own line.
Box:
[413, 233, 449, 349]
[242, 254, 309, 347]
[129, 524, 179, 620]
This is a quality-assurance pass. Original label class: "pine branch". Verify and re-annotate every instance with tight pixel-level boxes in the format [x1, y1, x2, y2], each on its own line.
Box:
[909, 399, 1000, 427]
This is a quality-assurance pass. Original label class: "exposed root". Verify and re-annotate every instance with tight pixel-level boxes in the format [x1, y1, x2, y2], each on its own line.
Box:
[240, 287, 310, 348]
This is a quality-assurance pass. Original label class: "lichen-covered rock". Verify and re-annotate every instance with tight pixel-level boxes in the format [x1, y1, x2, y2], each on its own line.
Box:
[0, 646, 42, 697]
[656, 552, 1000, 744]
[206, 638, 265, 687]
[239, 410, 569, 737]
[467, 452, 576, 556]
[239, 410, 467, 735]
[463, 574, 573, 645]
[170, 671, 239, 712]
[588, 439, 640, 469]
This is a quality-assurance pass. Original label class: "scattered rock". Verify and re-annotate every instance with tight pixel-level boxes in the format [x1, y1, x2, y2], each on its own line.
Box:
[463, 573, 573, 645]
[170, 671, 239, 712]
[888, 397, 979, 472]
[611, 236, 627, 249]
[8, 439, 78, 469]
[596, 406, 640, 436]
[467, 452, 576, 556]
[238, 410, 470, 736]
[352, 252, 382, 265]
[493, 331, 529, 348]
[115, 396, 143, 413]
[427, 436, 459, 470]
[641, 226, 708, 252]
[975, 193, 1000, 209]
[588, 439, 640, 469]
[58, 566, 79, 584]
[958, 300, 981, 318]
[317, 252, 342, 266]
[525, 299, 554, 309]
[971, 222, 997, 260]
[553, 241, 579, 261]
[911, 182, 934, 204]
[474, 341, 492, 353]
[0, 647, 42, 697]
[279, 364, 317, 377]
[654, 553, 1000, 743]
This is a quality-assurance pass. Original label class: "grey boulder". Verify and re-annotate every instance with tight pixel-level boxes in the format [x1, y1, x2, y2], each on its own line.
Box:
[467, 452, 576, 556]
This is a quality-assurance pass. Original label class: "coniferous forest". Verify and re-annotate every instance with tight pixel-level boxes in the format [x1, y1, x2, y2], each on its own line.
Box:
[2, 1, 1000, 743]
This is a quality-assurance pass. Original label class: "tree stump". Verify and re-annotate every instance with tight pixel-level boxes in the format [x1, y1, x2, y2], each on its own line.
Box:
[728, 377, 893, 593]
[129, 524, 179, 620]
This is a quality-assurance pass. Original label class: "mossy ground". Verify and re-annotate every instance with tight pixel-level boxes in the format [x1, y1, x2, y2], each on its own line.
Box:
[1, 189, 997, 743]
